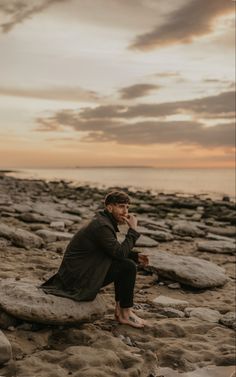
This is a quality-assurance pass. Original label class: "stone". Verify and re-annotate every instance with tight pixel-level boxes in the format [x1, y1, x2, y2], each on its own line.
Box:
[0, 279, 107, 325]
[0, 223, 44, 249]
[35, 229, 73, 242]
[0, 330, 12, 365]
[185, 307, 221, 323]
[0, 308, 18, 329]
[156, 365, 236, 377]
[219, 311, 236, 330]
[144, 250, 228, 288]
[172, 221, 205, 237]
[197, 240, 236, 254]
[50, 221, 65, 230]
[136, 234, 159, 247]
[137, 226, 174, 242]
[168, 283, 181, 289]
[19, 212, 50, 223]
[152, 295, 189, 310]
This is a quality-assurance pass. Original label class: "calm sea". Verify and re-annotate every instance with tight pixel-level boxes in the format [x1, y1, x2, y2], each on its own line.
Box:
[6, 168, 235, 200]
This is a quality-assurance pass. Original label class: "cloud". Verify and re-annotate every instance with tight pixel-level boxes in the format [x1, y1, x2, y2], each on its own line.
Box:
[0, 85, 100, 102]
[77, 90, 235, 120]
[0, 0, 66, 33]
[119, 83, 161, 99]
[130, 0, 235, 50]
[36, 90, 235, 148]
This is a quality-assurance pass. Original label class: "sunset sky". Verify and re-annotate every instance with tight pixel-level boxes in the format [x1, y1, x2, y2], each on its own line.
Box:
[0, 0, 235, 168]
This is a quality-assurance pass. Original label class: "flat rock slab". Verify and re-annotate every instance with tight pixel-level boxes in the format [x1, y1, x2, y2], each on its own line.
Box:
[219, 311, 236, 330]
[197, 240, 236, 254]
[185, 307, 221, 323]
[136, 234, 159, 247]
[137, 226, 174, 242]
[35, 229, 73, 242]
[152, 295, 189, 310]
[156, 365, 236, 377]
[172, 221, 205, 237]
[0, 279, 107, 325]
[0, 223, 44, 249]
[144, 250, 228, 288]
[0, 330, 12, 365]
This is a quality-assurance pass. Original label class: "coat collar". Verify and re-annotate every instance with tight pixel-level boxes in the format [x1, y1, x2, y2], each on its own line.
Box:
[99, 209, 119, 232]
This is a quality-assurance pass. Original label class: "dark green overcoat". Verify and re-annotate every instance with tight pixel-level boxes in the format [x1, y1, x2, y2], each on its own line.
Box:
[41, 210, 140, 301]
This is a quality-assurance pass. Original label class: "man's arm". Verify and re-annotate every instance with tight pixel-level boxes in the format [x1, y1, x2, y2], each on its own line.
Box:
[94, 225, 140, 260]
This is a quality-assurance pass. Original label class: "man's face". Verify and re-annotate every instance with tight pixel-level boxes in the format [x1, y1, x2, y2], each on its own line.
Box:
[106, 203, 129, 224]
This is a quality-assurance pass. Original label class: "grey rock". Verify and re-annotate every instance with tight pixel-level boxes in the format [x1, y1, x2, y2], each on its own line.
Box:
[168, 283, 181, 289]
[19, 212, 50, 223]
[35, 229, 73, 242]
[152, 295, 189, 310]
[0, 223, 44, 249]
[0, 279, 107, 325]
[137, 226, 174, 242]
[172, 221, 205, 237]
[49, 221, 65, 230]
[136, 234, 159, 247]
[145, 250, 228, 288]
[185, 307, 221, 323]
[156, 365, 236, 377]
[197, 240, 235, 254]
[0, 308, 18, 329]
[220, 311, 236, 330]
[0, 330, 12, 365]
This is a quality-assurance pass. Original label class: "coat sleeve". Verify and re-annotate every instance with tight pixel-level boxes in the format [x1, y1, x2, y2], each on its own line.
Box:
[94, 225, 140, 260]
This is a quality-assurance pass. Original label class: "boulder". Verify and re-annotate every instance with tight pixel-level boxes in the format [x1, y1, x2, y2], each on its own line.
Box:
[0, 223, 44, 249]
[137, 226, 174, 242]
[0, 330, 12, 365]
[19, 212, 50, 224]
[172, 221, 205, 237]
[35, 229, 73, 242]
[156, 365, 236, 377]
[0, 279, 107, 325]
[185, 307, 221, 323]
[219, 311, 236, 330]
[152, 295, 189, 310]
[144, 250, 228, 288]
[197, 240, 235, 254]
[136, 234, 159, 247]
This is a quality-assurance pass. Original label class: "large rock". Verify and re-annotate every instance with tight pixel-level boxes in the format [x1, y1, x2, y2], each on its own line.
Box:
[152, 295, 189, 310]
[219, 311, 236, 330]
[197, 240, 236, 254]
[156, 365, 236, 377]
[35, 229, 73, 242]
[172, 221, 205, 238]
[0, 223, 44, 249]
[185, 307, 221, 323]
[0, 279, 107, 325]
[136, 234, 159, 247]
[144, 250, 228, 288]
[137, 226, 174, 242]
[0, 330, 12, 365]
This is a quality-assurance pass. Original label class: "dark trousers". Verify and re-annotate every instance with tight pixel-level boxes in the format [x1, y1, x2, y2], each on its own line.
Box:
[102, 258, 137, 308]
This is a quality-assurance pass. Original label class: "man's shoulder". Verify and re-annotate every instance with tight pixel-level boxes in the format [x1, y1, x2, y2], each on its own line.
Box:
[90, 211, 115, 231]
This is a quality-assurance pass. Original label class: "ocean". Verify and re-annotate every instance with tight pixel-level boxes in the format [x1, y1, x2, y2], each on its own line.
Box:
[6, 167, 235, 200]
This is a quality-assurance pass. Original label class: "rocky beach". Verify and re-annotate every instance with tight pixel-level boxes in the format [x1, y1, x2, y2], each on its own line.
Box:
[0, 171, 235, 377]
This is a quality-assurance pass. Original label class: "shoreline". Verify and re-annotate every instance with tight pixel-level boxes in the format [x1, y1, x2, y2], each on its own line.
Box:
[0, 172, 235, 377]
[2, 168, 236, 203]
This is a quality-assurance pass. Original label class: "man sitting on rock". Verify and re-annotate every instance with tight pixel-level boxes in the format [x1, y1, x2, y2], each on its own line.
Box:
[41, 190, 149, 328]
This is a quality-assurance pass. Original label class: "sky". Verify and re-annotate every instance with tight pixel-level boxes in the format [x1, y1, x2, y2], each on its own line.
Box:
[0, 0, 235, 169]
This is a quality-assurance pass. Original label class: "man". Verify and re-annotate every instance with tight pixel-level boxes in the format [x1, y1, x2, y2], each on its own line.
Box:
[41, 190, 148, 328]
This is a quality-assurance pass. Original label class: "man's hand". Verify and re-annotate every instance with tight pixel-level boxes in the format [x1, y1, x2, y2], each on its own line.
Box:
[138, 254, 149, 267]
[122, 214, 138, 230]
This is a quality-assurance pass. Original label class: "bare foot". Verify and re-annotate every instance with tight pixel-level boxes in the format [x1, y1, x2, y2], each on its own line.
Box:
[116, 314, 144, 328]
